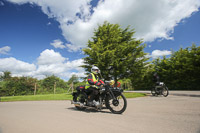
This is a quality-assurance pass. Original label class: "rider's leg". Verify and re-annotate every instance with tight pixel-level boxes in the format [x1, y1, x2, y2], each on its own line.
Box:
[87, 87, 96, 106]
[87, 88, 99, 106]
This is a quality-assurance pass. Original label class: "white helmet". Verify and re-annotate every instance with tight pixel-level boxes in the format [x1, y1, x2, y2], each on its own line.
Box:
[91, 66, 100, 74]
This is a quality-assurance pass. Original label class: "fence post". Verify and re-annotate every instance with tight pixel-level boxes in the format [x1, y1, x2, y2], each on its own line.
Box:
[34, 83, 37, 95]
[72, 82, 74, 93]
[54, 81, 56, 94]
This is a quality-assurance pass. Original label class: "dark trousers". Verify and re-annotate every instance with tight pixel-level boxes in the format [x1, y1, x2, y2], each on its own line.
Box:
[86, 87, 99, 102]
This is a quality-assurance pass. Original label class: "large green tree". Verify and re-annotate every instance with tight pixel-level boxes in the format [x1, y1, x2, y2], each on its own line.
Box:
[68, 74, 79, 84]
[153, 44, 200, 90]
[82, 21, 148, 85]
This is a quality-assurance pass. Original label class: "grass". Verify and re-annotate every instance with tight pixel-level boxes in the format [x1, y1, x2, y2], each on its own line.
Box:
[0, 92, 146, 102]
[0, 93, 72, 102]
[124, 92, 146, 98]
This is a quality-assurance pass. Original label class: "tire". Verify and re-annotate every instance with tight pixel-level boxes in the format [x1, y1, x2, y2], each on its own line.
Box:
[162, 86, 169, 97]
[106, 93, 127, 114]
[151, 88, 156, 96]
[73, 92, 86, 110]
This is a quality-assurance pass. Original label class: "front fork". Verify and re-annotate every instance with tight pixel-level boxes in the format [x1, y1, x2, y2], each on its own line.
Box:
[107, 90, 117, 100]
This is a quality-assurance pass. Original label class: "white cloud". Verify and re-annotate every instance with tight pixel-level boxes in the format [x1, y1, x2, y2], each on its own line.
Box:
[36, 49, 85, 79]
[0, 49, 86, 80]
[37, 49, 66, 65]
[7, 0, 200, 51]
[50, 39, 66, 49]
[64, 0, 200, 45]
[0, 1, 4, 6]
[0, 46, 11, 55]
[47, 22, 51, 25]
[0, 57, 36, 77]
[50, 39, 81, 52]
[151, 50, 172, 59]
[36, 49, 67, 77]
[66, 43, 81, 52]
[7, 0, 91, 23]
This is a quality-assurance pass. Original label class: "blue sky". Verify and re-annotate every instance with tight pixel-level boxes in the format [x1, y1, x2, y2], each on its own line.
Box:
[0, 0, 200, 80]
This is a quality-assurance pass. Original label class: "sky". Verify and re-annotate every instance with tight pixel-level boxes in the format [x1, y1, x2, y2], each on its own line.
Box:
[0, 0, 200, 80]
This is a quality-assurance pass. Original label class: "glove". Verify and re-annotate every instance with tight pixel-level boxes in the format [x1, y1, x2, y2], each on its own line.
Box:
[99, 80, 105, 85]
[95, 81, 102, 86]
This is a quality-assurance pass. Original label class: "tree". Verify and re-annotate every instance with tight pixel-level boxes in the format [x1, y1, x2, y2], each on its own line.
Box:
[41, 75, 59, 91]
[40, 75, 67, 93]
[0, 71, 11, 81]
[82, 21, 148, 85]
[68, 74, 79, 84]
[0, 76, 38, 96]
[153, 44, 200, 90]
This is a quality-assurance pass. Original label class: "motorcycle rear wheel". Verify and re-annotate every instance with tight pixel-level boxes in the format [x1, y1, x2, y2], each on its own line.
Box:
[73, 92, 86, 110]
[151, 88, 156, 96]
[106, 93, 127, 114]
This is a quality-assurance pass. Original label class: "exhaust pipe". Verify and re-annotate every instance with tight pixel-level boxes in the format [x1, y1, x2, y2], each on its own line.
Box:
[71, 101, 103, 109]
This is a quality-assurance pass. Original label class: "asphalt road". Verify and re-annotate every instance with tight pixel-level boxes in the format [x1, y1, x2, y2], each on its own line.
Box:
[0, 91, 200, 133]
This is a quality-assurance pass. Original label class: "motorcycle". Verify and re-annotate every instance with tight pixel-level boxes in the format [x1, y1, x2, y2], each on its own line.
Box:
[151, 82, 169, 97]
[71, 81, 127, 114]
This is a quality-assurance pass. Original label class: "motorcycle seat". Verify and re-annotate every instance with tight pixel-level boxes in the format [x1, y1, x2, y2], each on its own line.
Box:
[76, 86, 85, 91]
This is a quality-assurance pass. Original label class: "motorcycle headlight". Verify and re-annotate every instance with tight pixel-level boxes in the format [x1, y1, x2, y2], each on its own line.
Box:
[109, 80, 115, 85]
[159, 82, 164, 86]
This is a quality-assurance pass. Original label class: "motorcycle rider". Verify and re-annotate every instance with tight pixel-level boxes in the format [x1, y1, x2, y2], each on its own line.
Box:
[153, 72, 160, 92]
[85, 66, 104, 106]
[153, 72, 160, 85]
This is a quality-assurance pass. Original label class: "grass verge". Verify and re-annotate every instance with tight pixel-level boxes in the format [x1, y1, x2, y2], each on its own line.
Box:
[0, 92, 146, 102]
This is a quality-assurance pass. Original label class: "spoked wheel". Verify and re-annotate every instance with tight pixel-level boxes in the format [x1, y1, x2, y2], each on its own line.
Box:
[73, 92, 86, 110]
[162, 86, 169, 97]
[106, 93, 127, 114]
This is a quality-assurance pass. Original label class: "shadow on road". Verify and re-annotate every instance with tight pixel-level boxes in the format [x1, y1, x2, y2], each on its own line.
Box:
[66, 107, 113, 114]
[171, 94, 200, 97]
[148, 95, 167, 97]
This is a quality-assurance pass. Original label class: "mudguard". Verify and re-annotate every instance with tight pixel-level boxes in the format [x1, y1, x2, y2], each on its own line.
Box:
[111, 88, 123, 96]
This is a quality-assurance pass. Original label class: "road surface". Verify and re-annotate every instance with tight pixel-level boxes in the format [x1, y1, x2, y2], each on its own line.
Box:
[0, 91, 200, 133]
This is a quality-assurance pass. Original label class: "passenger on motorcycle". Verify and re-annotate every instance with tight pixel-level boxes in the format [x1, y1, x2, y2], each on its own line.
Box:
[85, 66, 104, 106]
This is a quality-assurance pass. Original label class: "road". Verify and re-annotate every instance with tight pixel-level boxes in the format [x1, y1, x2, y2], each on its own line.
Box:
[0, 91, 200, 133]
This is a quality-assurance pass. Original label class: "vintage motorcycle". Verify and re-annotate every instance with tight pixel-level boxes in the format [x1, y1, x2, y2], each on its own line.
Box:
[71, 81, 127, 114]
[151, 82, 169, 97]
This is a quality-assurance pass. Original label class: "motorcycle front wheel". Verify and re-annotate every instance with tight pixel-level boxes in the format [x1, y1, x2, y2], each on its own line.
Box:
[162, 86, 169, 97]
[105, 93, 127, 114]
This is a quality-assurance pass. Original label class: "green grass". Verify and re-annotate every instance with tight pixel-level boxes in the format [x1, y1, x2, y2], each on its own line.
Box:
[124, 92, 146, 98]
[0, 93, 73, 102]
[0, 92, 146, 102]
